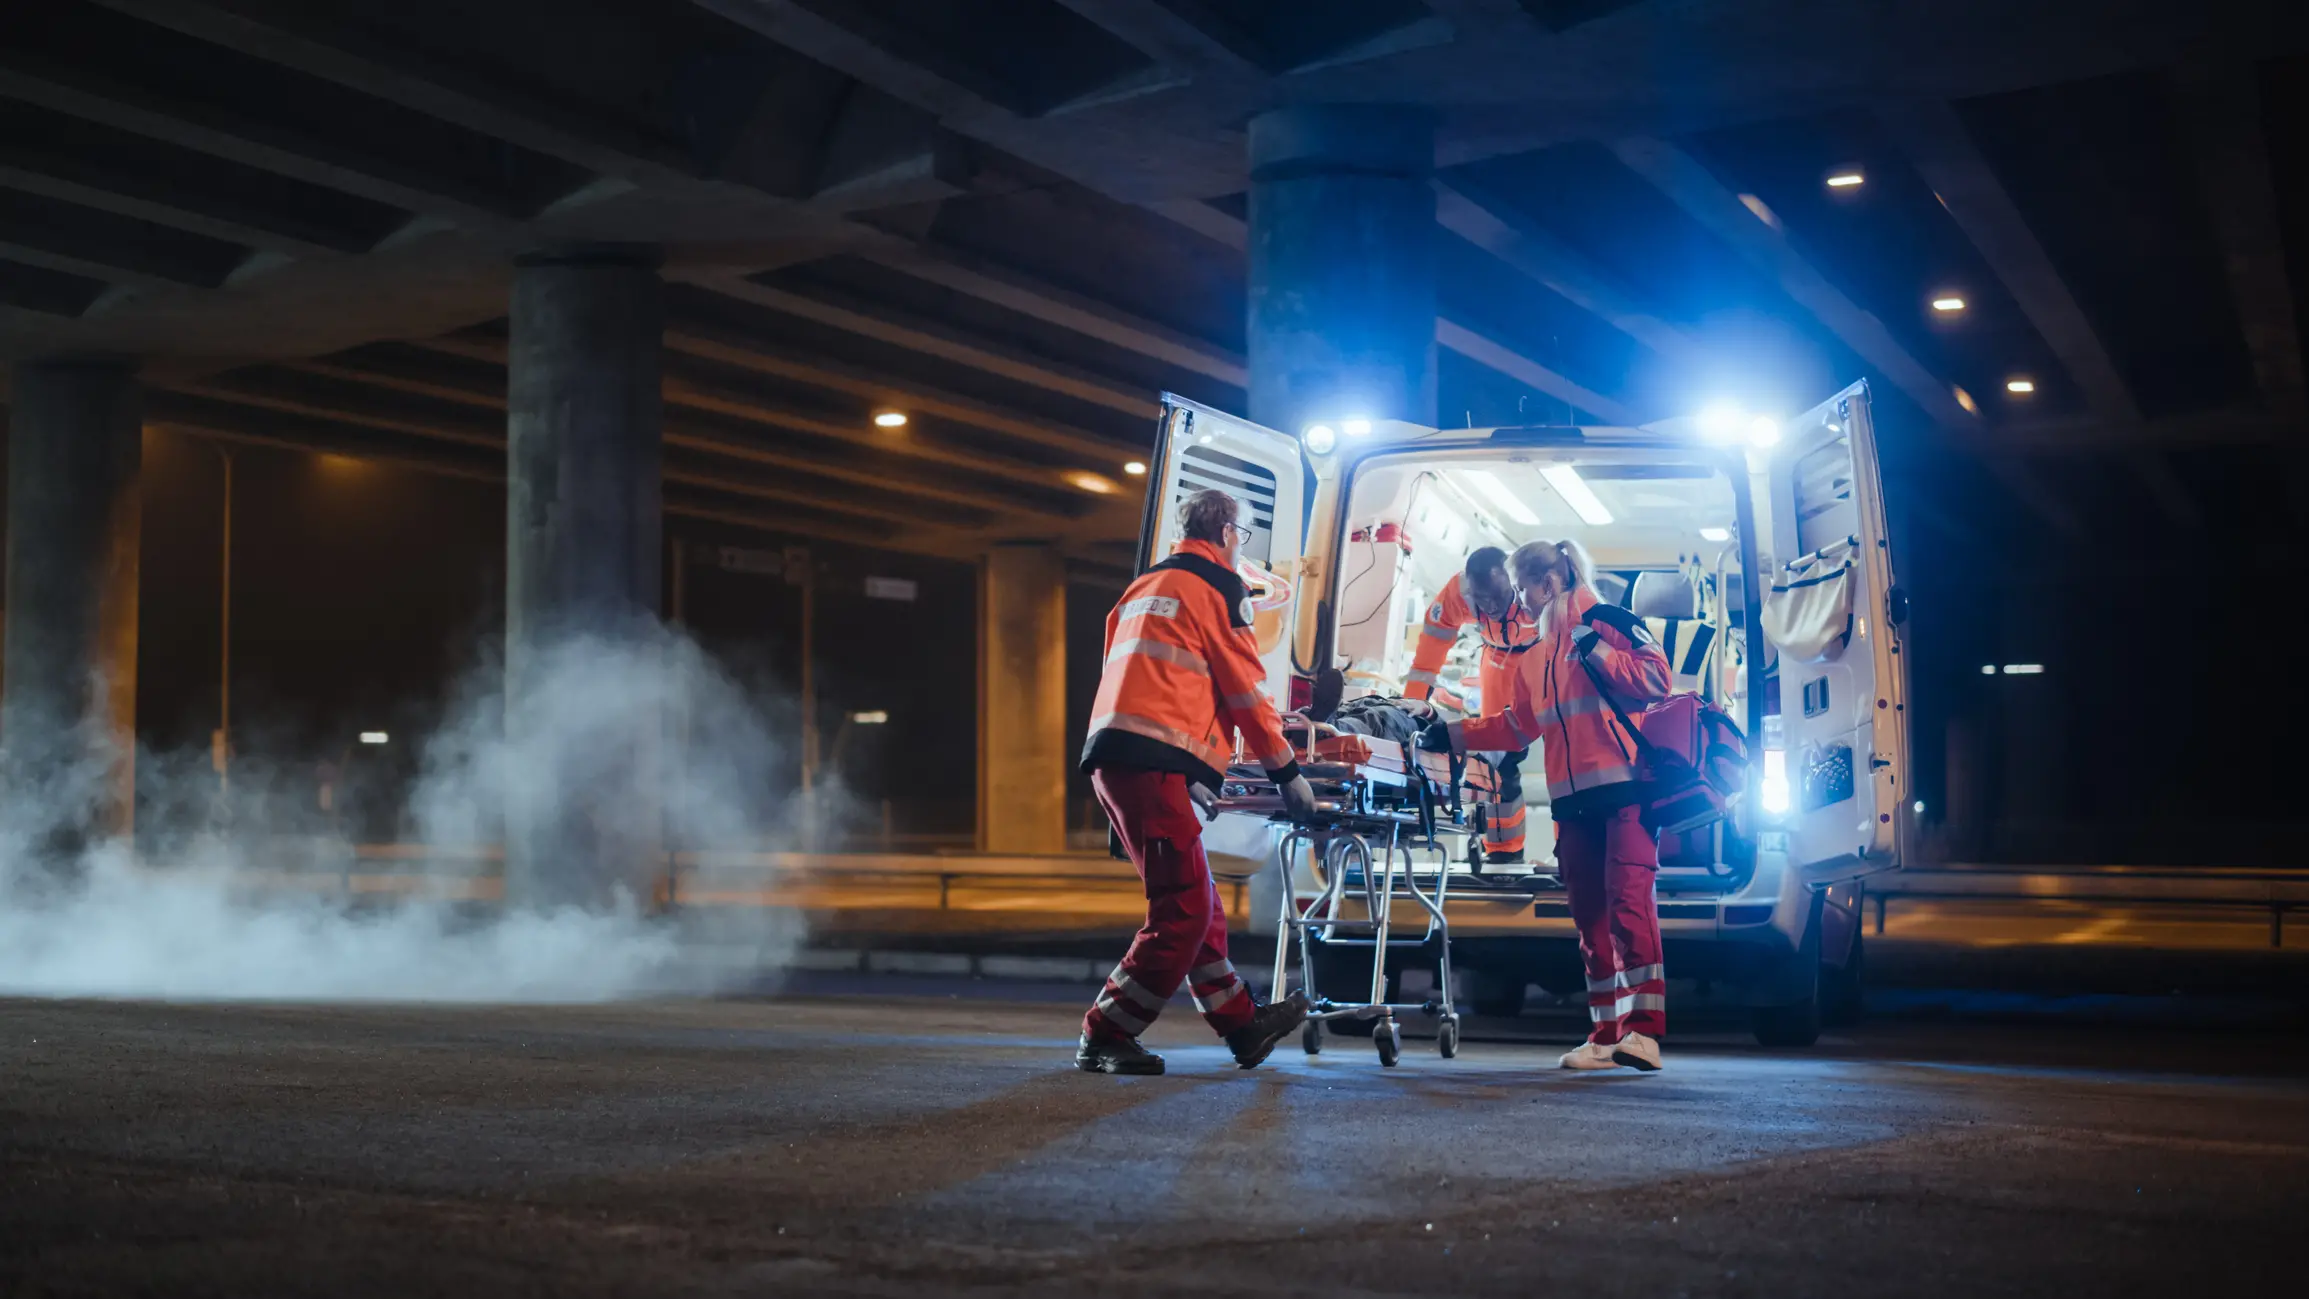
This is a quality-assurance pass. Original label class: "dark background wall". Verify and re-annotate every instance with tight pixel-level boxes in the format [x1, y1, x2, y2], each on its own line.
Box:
[0, 419, 2298, 864]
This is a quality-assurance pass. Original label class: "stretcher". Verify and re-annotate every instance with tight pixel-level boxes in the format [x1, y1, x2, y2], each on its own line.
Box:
[1213, 717, 1495, 1067]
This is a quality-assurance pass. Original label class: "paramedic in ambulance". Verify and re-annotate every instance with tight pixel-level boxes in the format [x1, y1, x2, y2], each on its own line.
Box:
[1404, 546, 1541, 867]
[1074, 487, 1317, 1076]
[1438, 538, 1675, 1071]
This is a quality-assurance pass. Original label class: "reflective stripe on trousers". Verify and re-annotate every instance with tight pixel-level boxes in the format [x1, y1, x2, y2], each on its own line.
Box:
[1558, 805, 1665, 1045]
[1083, 768, 1259, 1042]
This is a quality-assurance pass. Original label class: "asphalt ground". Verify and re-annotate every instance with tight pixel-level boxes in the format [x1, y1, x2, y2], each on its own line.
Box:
[4, 985, 2305, 1297]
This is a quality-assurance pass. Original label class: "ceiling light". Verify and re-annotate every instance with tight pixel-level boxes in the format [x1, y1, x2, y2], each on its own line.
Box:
[850, 710, 888, 725]
[2001, 663, 2043, 675]
[1953, 385, 1979, 415]
[1540, 464, 1613, 526]
[1342, 418, 1372, 437]
[1066, 471, 1117, 495]
[1746, 415, 1782, 447]
[1122, 460, 1147, 475]
[1699, 526, 1731, 542]
[873, 411, 907, 428]
[1981, 665, 1996, 675]
[1302, 424, 1336, 454]
[359, 731, 388, 745]
[2005, 378, 2035, 394]
[1931, 297, 1966, 313]
[1826, 172, 1864, 188]
[1737, 193, 1783, 231]
[1461, 469, 1540, 526]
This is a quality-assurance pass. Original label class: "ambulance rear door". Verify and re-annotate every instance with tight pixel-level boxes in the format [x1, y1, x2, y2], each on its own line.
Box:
[1761, 382, 1910, 885]
[1139, 396, 1309, 712]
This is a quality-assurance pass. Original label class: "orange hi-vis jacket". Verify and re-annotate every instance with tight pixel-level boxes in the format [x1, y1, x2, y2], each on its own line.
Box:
[1453, 586, 1672, 818]
[1404, 570, 1542, 712]
[1080, 539, 1302, 790]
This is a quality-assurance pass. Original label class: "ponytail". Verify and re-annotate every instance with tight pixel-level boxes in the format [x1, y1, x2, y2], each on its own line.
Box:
[1510, 537, 1594, 594]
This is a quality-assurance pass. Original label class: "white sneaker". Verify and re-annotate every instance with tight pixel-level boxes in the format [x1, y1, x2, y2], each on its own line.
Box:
[1610, 1031, 1662, 1072]
[1557, 1041, 1620, 1070]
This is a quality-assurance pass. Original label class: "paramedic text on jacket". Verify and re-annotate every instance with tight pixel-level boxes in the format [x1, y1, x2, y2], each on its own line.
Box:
[1405, 549, 1540, 861]
[1451, 538, 1673, 1071]
[1075, 487, 1313, 1076]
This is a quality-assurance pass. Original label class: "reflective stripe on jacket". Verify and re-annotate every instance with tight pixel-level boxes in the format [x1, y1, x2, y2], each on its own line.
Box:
[1454, 586, 1671, 816]
[1404, 570, 1541, 701]
[1080, 538, 1301, 788]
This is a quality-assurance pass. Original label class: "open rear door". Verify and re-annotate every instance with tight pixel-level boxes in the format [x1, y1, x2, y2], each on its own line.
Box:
[1140, 396, 1309, 711]
[1761, 382, 1910, 884]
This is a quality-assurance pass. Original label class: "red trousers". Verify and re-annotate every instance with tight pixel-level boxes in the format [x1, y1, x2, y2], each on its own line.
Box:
[1084, 768, 1256, 1042]
[1558, 804, 1665, 1044]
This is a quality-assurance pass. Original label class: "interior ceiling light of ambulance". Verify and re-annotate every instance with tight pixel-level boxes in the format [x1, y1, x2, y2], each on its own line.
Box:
[1541, 464, 1614, 526]
[1460, 469, 1541, 525]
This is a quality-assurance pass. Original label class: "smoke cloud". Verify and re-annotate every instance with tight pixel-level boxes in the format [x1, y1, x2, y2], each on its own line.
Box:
[0, 623, 816, 1003]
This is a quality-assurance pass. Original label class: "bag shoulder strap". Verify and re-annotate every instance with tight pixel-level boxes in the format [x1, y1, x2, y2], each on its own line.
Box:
[1151, 552, 1252, 629]
[1573, 641, 1661, 762]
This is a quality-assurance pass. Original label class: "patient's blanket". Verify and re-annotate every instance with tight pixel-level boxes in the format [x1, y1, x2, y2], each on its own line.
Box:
[1328, 695, 1424, 749]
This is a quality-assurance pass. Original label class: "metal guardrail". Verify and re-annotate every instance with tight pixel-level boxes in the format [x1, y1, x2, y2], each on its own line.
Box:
[1870, 865, 2309, 948]
[206, 846, 2309, 948]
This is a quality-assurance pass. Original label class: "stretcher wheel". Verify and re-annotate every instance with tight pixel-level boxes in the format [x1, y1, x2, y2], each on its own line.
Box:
[1302, 1020, 1323, 1055]
[1375, 1020, 1401, 1067]
[1437, 1017, 1460, 1059]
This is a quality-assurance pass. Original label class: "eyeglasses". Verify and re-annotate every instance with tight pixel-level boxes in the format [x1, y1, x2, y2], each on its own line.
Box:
[1221, 521, 1249, 540]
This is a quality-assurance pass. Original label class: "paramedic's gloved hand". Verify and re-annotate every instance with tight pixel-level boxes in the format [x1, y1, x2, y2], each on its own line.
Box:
[1188, 782, 1219, 821]
[1417, 718, 1454, 753]
[1279, 774, 1319, 823]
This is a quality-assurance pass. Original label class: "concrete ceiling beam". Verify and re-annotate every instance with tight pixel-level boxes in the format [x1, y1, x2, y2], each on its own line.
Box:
[849, 232, 1247, 388]
[676, 269, 1161, 419]
[660, 316, 1137, 465]
[1051, 0, 1268, 74]
[82, 0, 704, 193]
[0, 59, 513, 230]
[1434, 178, 1704, 368]
[1435, 317, 1641, 426]
[1611, 135, 2079, 536]
[157, 374, 1025, 529]
[2169, 59, 2306, 425]
[1874, 99, 2198, 527]
[0, 156, 350, 260]
[398, 323, 1135, 491]
[158, 403, 978, 549]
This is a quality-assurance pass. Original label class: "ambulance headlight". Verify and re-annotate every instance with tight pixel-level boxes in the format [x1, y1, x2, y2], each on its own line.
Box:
[1302, 423, 1337, 455]
[1760, 748, 1791, 817]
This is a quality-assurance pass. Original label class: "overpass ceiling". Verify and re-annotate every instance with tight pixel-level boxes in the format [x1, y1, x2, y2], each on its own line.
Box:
[0, 0, 2305, 552]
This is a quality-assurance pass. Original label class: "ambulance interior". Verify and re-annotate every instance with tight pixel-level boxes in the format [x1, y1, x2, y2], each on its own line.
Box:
[1328, 447, 1755, 877]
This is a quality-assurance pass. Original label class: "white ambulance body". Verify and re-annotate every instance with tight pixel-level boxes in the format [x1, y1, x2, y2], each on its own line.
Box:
[1138, 382, 1910, 1046]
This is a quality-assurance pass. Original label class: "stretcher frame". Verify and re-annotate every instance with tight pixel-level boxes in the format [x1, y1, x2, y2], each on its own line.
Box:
[1214, 725, 1484, 1067]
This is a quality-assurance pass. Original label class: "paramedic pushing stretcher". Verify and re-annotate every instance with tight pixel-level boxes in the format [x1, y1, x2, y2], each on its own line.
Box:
[1404, 547, 1540, 865]
[1434, 539, 1675, 1071]
[1075, 487, 1315, 1075]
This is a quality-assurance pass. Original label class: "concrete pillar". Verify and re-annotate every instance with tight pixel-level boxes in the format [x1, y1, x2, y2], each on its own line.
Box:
[504, 245, 664, 909]
[1247, 105, 1437, 437]
[2, 359, 141, 851]
[978, 543, 1067, 855]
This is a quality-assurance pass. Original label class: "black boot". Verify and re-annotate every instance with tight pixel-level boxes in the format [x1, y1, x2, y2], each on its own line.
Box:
[1224, 990, 1311, 1069]
[1077, 1031, 1165, 1075]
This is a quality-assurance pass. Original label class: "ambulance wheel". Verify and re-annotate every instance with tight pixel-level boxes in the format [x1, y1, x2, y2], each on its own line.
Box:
[1301, 1020, 1323, 1055]
[1437, 1017, 1460, 1059]
[1375, 1020, 1402, 1067]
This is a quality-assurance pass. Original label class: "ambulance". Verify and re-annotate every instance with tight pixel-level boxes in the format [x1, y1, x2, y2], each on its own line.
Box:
[1137, 383, 1909, 1047]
